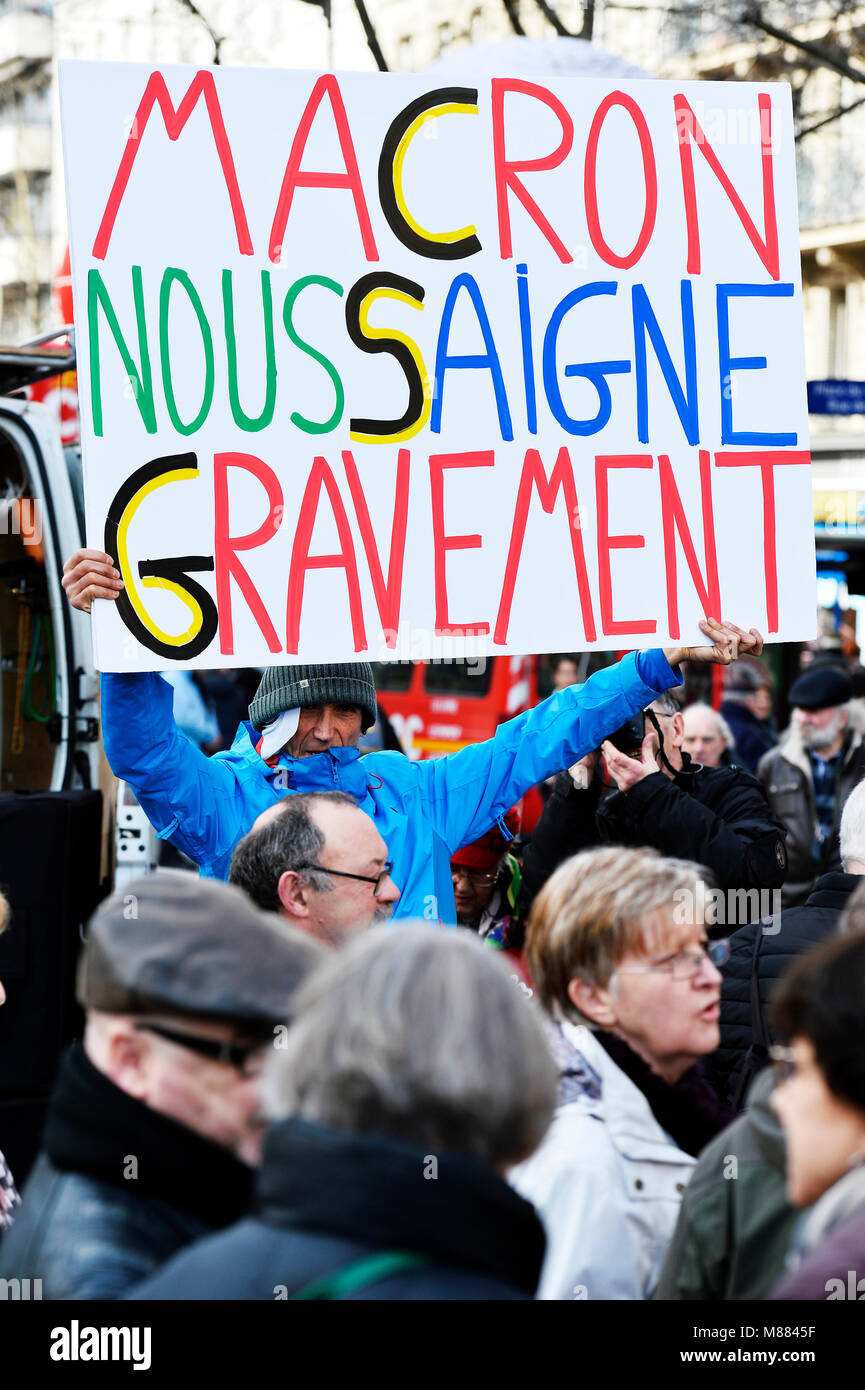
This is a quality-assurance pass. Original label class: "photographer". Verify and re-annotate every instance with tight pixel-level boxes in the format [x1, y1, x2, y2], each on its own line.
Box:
[520, 693, 787, 934]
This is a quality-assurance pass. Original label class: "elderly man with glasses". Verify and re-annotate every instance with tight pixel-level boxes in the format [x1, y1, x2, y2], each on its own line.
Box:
[229, 790, 400, 947]
[0, 874, 323, 1299]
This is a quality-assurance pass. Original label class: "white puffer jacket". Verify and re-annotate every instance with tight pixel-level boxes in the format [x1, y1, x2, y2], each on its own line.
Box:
[510, 1024, 696, 1301]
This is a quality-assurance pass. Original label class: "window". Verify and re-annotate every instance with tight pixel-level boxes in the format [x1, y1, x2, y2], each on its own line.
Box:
[423, 661, 493, 696]
[829, 285, 848, 378]
[372, 661, 414, 692]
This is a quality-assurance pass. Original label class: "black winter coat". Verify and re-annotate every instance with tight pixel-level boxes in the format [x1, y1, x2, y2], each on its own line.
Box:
[131, 1116, 546, 1300]
[706, 871, 860, 1108]
[720, 699, 778, 775]
[0, 1043, 253, 1298]
[521, 753, 787, 933]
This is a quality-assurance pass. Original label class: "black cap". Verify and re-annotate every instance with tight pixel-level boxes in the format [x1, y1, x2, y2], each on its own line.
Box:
[788, 666, 852, 711]
[77, 872, 325, 1028]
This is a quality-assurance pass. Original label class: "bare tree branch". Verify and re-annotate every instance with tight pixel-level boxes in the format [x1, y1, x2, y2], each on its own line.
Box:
[578, 0, 596, 41]
[533, 0, 575, 38]
[501, 0, 526, 37]
[796, 93, 865, 140]
[739, 3, 865, 86]
[175, 0, 224, 63]
[353, 0, 389, 71]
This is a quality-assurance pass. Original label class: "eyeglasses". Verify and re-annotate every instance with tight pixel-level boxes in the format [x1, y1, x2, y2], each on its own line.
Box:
[615, 938, 731, 982]
[769, 1043, 797, 1082]
[135, 1022, 270, 1076]
[302, 861, 394, 896]
[451, 867, 497, 887]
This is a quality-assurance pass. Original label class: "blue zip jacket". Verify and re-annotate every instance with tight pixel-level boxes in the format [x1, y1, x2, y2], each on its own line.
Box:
[101, 650, 680, 923]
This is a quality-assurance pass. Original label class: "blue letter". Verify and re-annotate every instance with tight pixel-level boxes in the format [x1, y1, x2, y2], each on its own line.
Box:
[632, 280, 698, 445]
[542, 282, 630, 436]
[433, 272, 513, 440]
[516, 263, 537, 435]
[717, 283, 797, 445]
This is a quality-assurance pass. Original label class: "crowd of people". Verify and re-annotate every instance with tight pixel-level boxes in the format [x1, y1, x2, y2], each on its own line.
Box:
[0, 548, 864, 1301]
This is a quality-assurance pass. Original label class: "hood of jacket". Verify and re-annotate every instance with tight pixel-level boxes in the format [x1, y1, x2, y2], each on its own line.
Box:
[256, 1116, 546, 1295]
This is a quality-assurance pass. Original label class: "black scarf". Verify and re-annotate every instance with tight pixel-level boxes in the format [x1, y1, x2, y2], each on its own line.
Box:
[258, 1116, 546, 1294]
[596, 1031, 736, 1157]
[43, 1041, 254, 1229]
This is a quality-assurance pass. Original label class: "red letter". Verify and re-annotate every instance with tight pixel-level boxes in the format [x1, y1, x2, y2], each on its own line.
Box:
[495, 447, 596, 645]
[595, 455, 657, 637]
[659, 452, 721, 640]
[675, 93, 779, 280]
[491, 79, 574, 263]
[429, 451, 494, 636]
[93, 71, 252, 260]
[286, 456, 367, 654]
[584, 92, 657, 270]
[270, 75, 378, 264]
[213, 452, 282, 656]
[342, 448, 410, 648]
[714, 449, 810, 632]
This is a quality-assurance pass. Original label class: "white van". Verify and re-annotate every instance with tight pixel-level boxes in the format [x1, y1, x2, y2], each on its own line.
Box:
[0, 335, 157, 884]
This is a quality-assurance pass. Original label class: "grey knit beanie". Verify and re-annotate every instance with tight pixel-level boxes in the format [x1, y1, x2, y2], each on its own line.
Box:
[249, 663, 378, 733]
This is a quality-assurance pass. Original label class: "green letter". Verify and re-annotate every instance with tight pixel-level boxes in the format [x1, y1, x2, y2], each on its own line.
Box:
[159, 268, 214, 436]
[223, 269, 277, 431]
[88, 266, 156, 435]
[283, 275, 344, 434]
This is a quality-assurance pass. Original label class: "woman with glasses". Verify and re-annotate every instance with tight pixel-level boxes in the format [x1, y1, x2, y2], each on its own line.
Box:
[510, 845, 734, 1300]
[768, 929, 865, 1300]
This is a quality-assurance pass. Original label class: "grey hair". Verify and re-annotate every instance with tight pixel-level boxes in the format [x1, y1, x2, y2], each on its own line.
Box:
[840, 780, 865, 871]
[261, 924, 557, 1170]
[682, 702, 735, 750]
[229, 791, 358, 911]
[650, 691, 681, 718]
[526, 847, 715, 1027]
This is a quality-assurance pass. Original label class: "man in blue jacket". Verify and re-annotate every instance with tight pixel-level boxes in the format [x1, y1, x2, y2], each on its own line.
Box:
[63, 548, 762, 924]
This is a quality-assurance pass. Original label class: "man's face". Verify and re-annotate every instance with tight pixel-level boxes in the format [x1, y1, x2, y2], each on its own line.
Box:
[681, 706, 725, 767]
[629, 705, 683, 776]
[284, 703, 364, 758]
[451, 862, 497, 926]
[283, 802, 400, 945]
[795, 703, 847, 752]
[771, 1037, 865, 1207]
[135, 1016, 272, 1166]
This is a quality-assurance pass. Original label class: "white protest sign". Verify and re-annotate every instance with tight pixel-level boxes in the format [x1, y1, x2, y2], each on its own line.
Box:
[59, 61, 814, 671]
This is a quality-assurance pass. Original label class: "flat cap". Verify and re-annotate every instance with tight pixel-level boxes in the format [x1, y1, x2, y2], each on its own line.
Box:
[77, 872, 325, 1028]
[788, 666, 852, 712]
